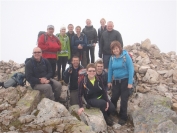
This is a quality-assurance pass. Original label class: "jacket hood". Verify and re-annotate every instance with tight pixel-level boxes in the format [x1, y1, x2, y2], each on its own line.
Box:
[85, 25, 93, 29]
[120, 50, 128, 58]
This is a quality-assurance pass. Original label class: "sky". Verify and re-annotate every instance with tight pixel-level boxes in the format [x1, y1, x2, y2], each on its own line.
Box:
[0, 0, 176, 63]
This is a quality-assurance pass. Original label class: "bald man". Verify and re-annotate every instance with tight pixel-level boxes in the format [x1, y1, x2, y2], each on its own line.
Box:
[99, 21, 123, 70]
[25, 47, 62, 102]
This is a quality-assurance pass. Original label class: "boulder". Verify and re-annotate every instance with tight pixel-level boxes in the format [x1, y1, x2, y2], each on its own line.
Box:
[172, 68, 177, 83]
[141, 38, 152, 51]
[138, 65, 150, 74]
[172, 103, 177, 112]
[142, 69, 159, 84]
[69, 105, 107, 133]
[132, 94, 177, 133]
[16, 89, 40, 115]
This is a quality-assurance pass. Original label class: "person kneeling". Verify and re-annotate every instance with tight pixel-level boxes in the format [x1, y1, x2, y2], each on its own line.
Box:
[77, 63, 115, 126]
[25, 47, 62, 102]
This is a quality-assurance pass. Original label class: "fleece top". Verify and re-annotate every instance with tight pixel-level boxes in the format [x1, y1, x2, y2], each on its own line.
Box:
[108, 50, 134, 84]
[56, 33, 71, 59]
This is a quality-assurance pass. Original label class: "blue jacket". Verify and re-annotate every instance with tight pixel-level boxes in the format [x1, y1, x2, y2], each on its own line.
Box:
[108, 50, 134, 84]
[71, 33, 87, 52]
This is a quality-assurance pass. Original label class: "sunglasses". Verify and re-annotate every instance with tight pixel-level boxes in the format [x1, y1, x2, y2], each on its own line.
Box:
[33, 52, 41, 54]
[88, 70, 96, 72]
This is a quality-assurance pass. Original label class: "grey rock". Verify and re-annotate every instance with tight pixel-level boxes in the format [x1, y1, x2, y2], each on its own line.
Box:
[141, 38, 152, 51]
[138, 65, 150, 74]
[142, 69, 159, 84]
[69, 105, 107, 133]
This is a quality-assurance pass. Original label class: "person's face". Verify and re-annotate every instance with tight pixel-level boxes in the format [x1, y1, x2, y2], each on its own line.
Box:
[75, 27, 81, 34]
[72, 58, 80, 67]
[87, 67, 96, 79]
[96, 64, 104, 73]
[112, 46, 120, 56]
[86, 20, 91, 26]
[33, 48, 42, 61]
[47, 28, 54, 35]
[100, 20, 106, 27]
[60, 28, 66, 35]
[107, 23, 114, 31]
[68, 25, 74, 32]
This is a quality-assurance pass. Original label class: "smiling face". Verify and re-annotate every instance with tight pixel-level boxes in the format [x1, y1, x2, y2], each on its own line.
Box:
[86, 19, 92, 26]
[72, 57, 80, 68]
[87, 67, 96, 79]
[107, 21, 114, 31]
[68, 24, 74, 32]
[100, 19, 106, 27]
[33, 47, 42, 61]
[47, 28, 54, 36]
[60, 28, 66, 35]
[75, 26, 81, 34]
[112, 46, 120, 56]
[96, 63, 104, 74]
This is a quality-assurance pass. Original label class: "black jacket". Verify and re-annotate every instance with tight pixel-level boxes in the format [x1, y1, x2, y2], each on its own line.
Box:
[96, 70, 108, 89]
[98, 25, 107, 42]
[78, 76, 108, 108]
[63, 65, 84, 90]
[25, 57, 52, 88]
[99, 29, 123, 57]
[82, 26, 97, 44]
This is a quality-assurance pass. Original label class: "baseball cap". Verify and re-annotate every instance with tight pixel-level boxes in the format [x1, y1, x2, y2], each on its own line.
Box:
[47, 25, 54, 29]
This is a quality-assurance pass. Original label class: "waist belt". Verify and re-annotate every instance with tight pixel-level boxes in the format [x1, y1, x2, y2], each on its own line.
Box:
[97, 95, 102, 99]
[42, 51, 57, 54]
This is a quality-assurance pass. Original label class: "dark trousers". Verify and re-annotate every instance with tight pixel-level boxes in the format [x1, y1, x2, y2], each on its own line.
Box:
[87, 98, 115, 120]
[111, 78, 129, 121]
[103, 54, 111, 69]
[86, 47, 95, 64]
[57, 56, 68, 80]
[47, 58, 57, 78]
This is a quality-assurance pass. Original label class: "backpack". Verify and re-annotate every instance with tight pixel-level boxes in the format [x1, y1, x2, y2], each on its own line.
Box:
[37, 31, 47, 44]
[3, 72, 26, 88]
[111, 53, 136, 97]
[25, 58, 46, 70]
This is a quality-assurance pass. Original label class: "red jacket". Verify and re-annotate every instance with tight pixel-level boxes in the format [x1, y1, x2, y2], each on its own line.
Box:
[38, 34, 61, 59]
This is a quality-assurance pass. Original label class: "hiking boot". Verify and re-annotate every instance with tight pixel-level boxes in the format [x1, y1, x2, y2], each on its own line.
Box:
[118, 119, 126, 125]
[105, 117, 113, 126]
[0, 82, 4, 87]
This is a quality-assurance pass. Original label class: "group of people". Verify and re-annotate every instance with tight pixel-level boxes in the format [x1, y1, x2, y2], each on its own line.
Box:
[25, 18, 134, 126]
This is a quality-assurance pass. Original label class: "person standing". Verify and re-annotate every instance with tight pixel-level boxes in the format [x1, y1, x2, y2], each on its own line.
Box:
[63, 56, 83, 105]
[82, 19, 97, 64]
[66, 24, 75, 64]
[38, 25, 61, 78]
[25, 47, 62, 102]
[107, 41, 134, 125]
[99, 21, 123, 70]
[98, 18, 107, 48]
[56, 26, 71, 81]
[72, 26, 87, 68]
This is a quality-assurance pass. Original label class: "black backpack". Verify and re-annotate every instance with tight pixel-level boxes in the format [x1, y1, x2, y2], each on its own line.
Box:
[37, 31, 47, 44]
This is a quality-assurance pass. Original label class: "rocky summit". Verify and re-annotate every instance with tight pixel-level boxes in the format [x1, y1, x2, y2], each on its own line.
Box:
[0, 38, 177, 133]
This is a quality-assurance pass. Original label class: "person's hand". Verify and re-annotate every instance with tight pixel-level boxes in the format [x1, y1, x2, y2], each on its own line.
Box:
[78, 108, 84, 115]
[128, 84, 132, 89]
[105, 102, 109, 111]
[39, 78, 47, 84]
[78, 44, 83, 49]
[108, 83, 112, 89]
[93, 43, 96, 47]
[44, 80, 50, 84]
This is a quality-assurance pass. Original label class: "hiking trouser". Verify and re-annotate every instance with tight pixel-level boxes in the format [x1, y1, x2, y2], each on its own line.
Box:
[103, 55, 111, 69]
[47, 58, 57, 78]
[86, 46, 95, 64]
[33, 78, 61, 102]
[111, 78, 129, 121]
[87, 98, 115, 120]
[73, 51, 87, 68]
[69, 89, 79, 106]
[57, 56, 68, 80]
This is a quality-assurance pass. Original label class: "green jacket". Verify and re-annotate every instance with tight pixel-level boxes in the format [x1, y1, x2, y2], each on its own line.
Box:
[56, 33, 71, 59]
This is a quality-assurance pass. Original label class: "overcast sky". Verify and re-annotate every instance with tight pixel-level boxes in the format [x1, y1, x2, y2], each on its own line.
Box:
[0, 0, 176, 63]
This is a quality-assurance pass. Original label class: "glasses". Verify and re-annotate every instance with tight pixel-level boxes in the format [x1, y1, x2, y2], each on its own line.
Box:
[88, 70, 96, 72]
[33, 52, 41, 54]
